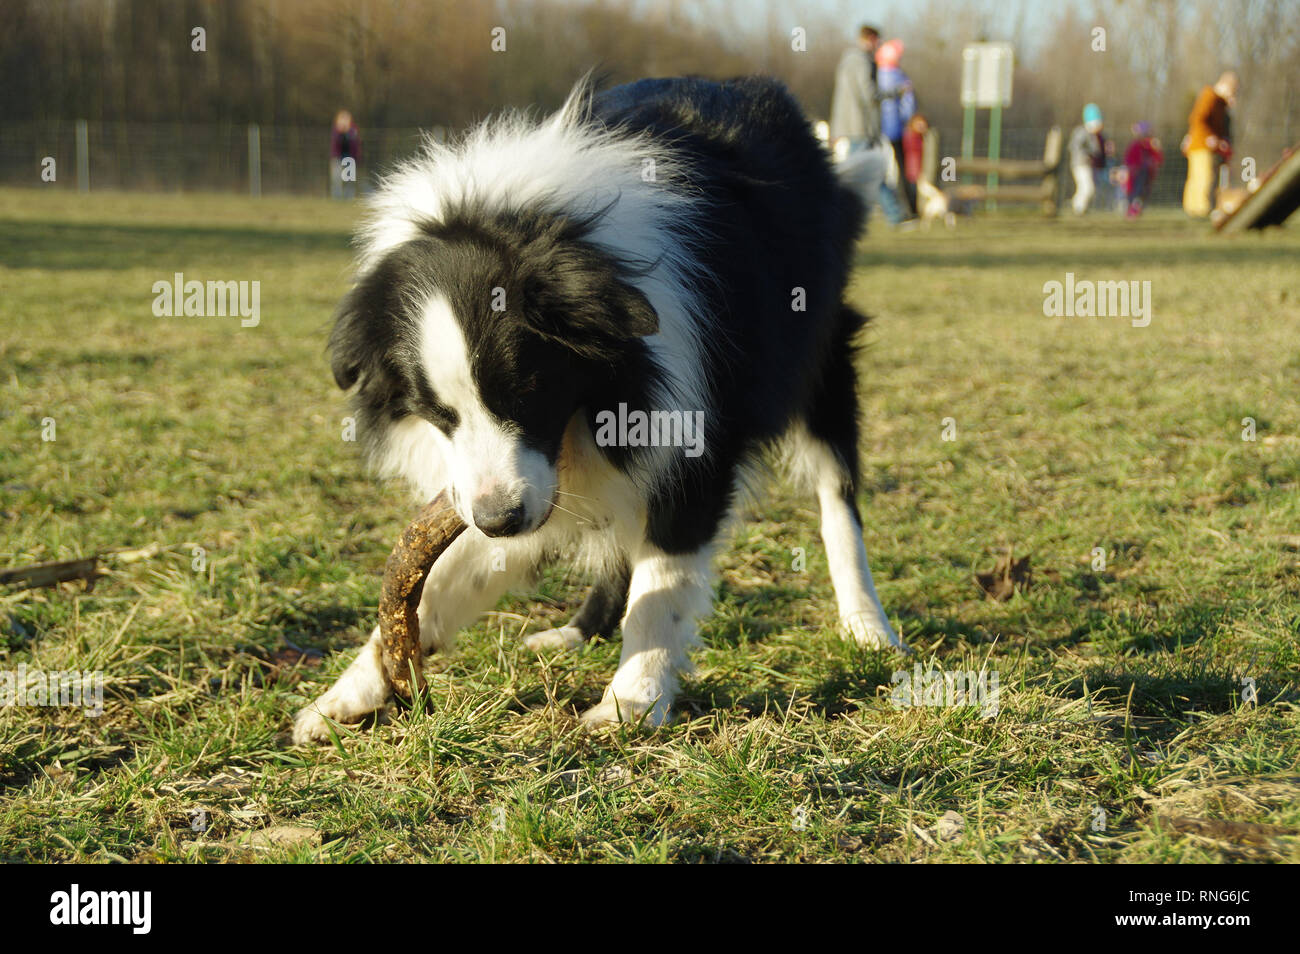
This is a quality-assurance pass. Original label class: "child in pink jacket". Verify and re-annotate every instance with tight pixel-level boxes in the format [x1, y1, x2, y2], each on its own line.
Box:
[1124, 121, 1163, 218]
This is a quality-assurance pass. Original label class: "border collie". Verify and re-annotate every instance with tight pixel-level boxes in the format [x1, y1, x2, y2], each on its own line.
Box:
[294, 76, 906, 743]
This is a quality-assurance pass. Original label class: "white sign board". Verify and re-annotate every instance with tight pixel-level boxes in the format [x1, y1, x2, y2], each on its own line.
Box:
[961, 43, 1014, 108]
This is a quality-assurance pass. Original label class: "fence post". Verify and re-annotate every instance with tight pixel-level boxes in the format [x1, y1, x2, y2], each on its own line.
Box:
[960, 106, 975, 184]
[75, 119, 89, 193]
[921, 128, 939, 186]
[986, 104, 1002, 211]
[248, 123, 262, 197]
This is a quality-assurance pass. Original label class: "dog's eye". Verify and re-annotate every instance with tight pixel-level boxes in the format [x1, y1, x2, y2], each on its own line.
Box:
[402, 368, 460, 432]
[428, 404, 459, 431]
[412, 399, 458, 433]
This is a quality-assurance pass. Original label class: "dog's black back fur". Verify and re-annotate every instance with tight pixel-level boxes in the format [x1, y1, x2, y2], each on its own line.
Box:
[587, 77, 867, 553]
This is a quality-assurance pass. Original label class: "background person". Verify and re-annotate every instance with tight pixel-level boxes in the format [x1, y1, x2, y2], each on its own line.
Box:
[1182, 71, 1237, 218]
[330, 109, 362, 199]
[901, 113, 929, 210]
[1068, 104, 1106, 214]
[877, 40, 918, 218]
[830, 24, 906, 228]
[1123, 121, 1164, 218]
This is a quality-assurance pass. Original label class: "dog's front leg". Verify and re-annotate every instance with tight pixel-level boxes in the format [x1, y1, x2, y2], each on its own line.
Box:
[580, 545, 714, 728]
[293, 529, 531, 743]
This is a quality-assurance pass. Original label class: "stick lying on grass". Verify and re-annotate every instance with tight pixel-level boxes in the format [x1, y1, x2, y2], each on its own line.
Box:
[0, 556, 106, 591]
[0, 545, 172, 593]
[378, 492, 466, 701]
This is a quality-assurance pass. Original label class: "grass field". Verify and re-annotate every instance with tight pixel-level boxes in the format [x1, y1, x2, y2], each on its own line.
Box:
[2, 187, 1298, 863]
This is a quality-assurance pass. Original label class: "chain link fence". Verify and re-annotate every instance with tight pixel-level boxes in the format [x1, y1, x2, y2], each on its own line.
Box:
[3, 120, 443, 196]
[2, 119, 1225, 209]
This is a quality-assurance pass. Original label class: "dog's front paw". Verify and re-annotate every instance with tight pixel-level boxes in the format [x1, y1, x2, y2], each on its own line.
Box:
[579, 694, 670, 729]
[291, 636, 393, 744]
[292, 703, 343, 745]
[523, 625, 586, 653]
[842, 612, 910, 654]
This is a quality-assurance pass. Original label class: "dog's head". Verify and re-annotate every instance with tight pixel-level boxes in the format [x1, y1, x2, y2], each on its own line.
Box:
[330, 207, 658, 537]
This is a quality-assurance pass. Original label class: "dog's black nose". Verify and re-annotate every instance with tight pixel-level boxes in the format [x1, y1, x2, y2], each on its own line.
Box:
[473, 490, 527, 537]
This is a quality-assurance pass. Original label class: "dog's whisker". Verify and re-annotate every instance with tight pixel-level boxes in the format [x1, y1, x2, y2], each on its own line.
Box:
[548, 501, 585, 521]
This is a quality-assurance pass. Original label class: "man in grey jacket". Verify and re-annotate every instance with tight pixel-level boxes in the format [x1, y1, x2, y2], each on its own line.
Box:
[831, 25, 907, 227]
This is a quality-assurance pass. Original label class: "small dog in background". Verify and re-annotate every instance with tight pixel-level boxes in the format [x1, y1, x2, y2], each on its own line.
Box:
[917, 178, 957, 229]
[1212, 183, 1255, 224]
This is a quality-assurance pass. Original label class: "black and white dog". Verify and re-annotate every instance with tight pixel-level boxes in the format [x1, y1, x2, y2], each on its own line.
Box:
[294, 76, 906, 743]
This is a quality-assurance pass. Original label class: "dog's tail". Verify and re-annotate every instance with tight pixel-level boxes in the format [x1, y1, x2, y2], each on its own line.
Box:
[830, 175, 867, 248]
[839, 301, 870, 334]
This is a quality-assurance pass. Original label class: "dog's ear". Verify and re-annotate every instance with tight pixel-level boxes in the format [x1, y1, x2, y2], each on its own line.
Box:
[329, 287, 366, 390]
[582, 272, 659, 340]
[522, 240, 659, 354]
[329, 255, 406, 389]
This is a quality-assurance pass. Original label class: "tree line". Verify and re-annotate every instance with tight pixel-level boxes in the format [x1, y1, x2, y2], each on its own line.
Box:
[3, 0, 1296, 163]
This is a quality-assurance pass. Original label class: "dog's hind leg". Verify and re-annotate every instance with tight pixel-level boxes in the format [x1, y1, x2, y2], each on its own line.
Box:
[813, 458, 905, 652]
[524, 557, 630, 652]
[293, 529, 536, 743]
[788, 318, 906, 653]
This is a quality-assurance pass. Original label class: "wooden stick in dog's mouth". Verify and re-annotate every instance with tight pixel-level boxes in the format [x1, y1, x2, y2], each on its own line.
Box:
[378, 492, 467, 702]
